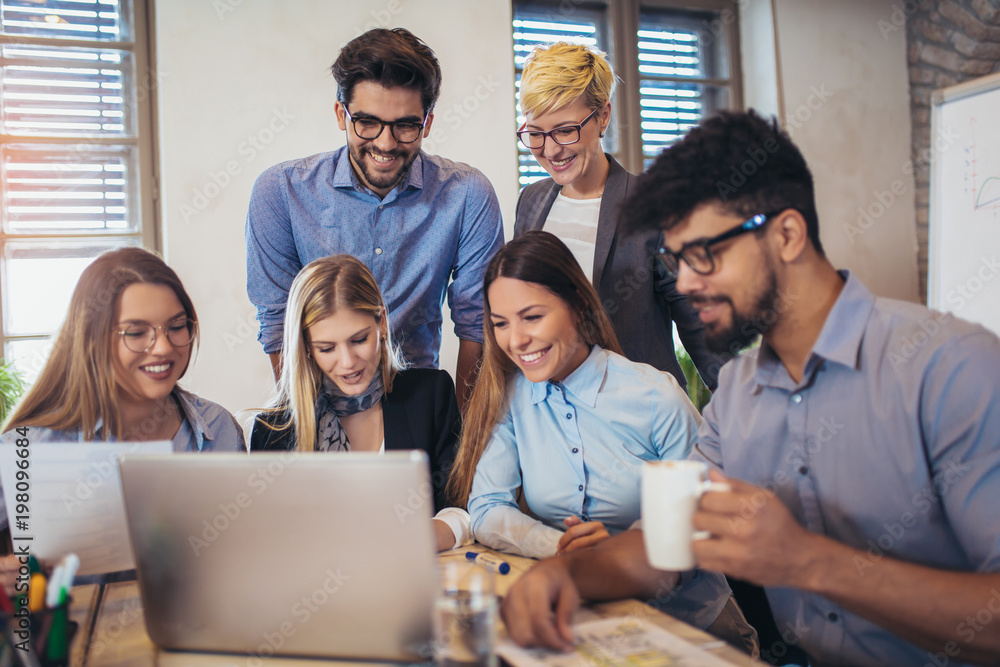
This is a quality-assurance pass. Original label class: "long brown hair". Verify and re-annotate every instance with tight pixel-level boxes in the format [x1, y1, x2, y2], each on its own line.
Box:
[2, 247, 198, 440]
[261, 255, 406, 452]
[447, 231, 621, 507]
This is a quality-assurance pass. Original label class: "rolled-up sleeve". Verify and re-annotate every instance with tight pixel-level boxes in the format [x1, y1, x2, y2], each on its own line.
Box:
[447, 171, 503, 343]
[468, 410, 563, 558]
[246, 166, 301, 354]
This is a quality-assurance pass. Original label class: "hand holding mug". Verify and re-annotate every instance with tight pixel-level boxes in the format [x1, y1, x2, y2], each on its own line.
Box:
[640, 461, 731, 570]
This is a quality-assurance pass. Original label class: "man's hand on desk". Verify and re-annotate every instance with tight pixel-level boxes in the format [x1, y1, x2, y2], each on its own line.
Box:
[500, 556, 580, 651]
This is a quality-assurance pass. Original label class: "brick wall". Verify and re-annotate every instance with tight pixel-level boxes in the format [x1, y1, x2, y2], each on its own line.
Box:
[907, 0, 1000, 301]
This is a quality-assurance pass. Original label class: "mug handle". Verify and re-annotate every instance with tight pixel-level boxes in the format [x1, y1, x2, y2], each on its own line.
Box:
[692, 481, 732, 541]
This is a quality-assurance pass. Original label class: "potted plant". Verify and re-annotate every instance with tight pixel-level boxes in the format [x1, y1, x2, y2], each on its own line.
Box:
[0, 360, 25, 426]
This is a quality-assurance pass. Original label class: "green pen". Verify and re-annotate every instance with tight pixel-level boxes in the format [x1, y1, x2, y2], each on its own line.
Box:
[45, 589, 68, 665]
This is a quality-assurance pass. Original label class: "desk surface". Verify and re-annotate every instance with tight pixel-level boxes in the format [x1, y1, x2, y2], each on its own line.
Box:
[72, 547, 755, 666]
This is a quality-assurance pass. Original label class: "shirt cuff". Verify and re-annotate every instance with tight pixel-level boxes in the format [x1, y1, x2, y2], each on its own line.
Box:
[435, 507, 473, 550]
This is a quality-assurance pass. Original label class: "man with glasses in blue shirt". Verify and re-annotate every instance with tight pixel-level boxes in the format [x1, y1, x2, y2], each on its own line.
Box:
[501, 110, 1000, 667]
[246, 28, 503, 409]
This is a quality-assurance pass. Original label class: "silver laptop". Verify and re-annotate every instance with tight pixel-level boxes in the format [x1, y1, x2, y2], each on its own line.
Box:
[118, 451, 439, 662]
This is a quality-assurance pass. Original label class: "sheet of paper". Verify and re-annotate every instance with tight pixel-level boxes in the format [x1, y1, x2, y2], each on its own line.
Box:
[0, 440, 172, 575]
[497, 616, 734, 667]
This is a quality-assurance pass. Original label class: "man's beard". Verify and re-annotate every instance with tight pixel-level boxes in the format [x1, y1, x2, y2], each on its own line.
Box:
[350, 144, 417, 193]
[698, 268, 779, 358]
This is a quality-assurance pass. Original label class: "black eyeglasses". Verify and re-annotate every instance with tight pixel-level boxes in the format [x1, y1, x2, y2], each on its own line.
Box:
[516, 108, 600, 149]
[116, 318, 197, 353]
[344, 107, 428, 144]
[655, 211, 785, 277]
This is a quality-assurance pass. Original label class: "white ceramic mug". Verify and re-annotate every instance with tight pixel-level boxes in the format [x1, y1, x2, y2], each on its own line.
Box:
[641, 460, 731, 570]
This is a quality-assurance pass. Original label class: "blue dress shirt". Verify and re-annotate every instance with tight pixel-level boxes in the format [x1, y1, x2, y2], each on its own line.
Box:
[245, 147, 504, 367]
[694, 271, 1000, 667]
[0, 387, 246, 529]
[469, 346, 701, 559]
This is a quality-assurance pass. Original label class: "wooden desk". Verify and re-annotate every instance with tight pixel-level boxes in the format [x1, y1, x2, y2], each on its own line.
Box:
[70, 548, 754, 666]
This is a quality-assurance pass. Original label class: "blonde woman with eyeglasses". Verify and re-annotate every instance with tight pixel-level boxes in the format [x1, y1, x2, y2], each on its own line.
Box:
[514, 42, 723, 391]
[0, 247, 245, 535]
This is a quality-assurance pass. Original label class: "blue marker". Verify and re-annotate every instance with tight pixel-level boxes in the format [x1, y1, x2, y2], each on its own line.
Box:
[466, 551, 510, 575]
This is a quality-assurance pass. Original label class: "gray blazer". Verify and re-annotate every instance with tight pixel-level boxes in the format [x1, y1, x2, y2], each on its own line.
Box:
[513, 155, 721, 390]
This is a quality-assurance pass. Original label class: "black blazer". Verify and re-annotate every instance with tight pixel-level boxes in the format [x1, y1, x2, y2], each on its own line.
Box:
[250, 368, 460, 513]
[514, 154, 722, 390]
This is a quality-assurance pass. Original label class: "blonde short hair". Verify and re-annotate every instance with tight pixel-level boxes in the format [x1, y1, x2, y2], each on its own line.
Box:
[519, 42, 615, 117]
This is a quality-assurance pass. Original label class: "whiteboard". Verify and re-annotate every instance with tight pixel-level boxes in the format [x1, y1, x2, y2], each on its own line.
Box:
[929, 72, 1000, 337]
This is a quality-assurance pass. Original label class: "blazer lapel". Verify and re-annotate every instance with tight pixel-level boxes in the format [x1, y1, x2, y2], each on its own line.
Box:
[593, 155, 629, 289]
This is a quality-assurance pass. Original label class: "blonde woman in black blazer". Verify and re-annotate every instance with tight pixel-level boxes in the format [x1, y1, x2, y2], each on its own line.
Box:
[514, 43, 721, 389]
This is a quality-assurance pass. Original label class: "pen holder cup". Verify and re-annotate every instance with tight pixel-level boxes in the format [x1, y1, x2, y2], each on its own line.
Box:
[2, 597, 78, 667]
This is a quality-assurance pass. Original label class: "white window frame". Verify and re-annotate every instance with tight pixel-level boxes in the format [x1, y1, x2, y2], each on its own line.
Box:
[0, 0, 158, 379]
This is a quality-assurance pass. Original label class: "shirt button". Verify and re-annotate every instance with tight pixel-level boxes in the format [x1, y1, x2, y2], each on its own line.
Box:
[375, 247, 383, 255]
[799, 465, 809, 475]
[578, 485, 583, 491]
[792, 394, 803, 404]
[378, 205, 384, 210]
[828, 612, 839, 622]
[572, 448, 579, 453]
[565, 412, 572, 419]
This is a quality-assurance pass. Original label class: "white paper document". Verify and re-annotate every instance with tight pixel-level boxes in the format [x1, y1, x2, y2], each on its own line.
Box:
[497, 616, 735, 667]
[0, 440, 172, 575]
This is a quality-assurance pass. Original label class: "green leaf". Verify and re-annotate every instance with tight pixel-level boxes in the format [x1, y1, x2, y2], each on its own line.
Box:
[0, 360, 26, 426]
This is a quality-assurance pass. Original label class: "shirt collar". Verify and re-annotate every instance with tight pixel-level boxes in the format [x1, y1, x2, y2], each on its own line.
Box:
[174, 387, 212, 451]
[92, 388, 210, 450]
[331, 146, 425, 195]
[529, 345, 606, 407]
[753, 270, 873, 389]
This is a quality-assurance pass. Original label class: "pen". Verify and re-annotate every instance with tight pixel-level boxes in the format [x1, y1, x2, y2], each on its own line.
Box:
[465, 551, 510, 575]
[27, 573, 45, 613]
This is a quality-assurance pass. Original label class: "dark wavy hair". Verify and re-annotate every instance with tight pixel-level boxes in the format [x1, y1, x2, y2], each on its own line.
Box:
[623, 109, 824, 255]
[331, 28, 442, 115]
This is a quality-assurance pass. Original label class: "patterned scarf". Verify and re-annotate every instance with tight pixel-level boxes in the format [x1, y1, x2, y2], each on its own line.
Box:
[314, 369, 385, 452]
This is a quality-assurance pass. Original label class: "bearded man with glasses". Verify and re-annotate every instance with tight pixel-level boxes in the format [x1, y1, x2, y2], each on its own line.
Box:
[500, 110, 1000, 667]
[246, 28, 503, 411]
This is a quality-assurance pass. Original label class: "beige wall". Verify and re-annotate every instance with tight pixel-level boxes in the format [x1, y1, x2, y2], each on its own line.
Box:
[767, 0, 920, 302]
[155, 1, 517, 415]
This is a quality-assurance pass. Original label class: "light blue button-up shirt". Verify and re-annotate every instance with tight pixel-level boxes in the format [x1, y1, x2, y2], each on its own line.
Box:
[469, 346, 701, 559]
[245, 147, 504, 367]
[0, 387, 246, 529]
[694, 271, 1000, 667]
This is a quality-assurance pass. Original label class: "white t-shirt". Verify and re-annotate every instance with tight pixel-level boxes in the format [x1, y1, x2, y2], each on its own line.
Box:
[543, 193, 602, 282]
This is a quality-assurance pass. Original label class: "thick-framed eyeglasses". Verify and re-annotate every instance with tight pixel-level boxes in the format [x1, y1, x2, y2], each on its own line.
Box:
[116, 318, 198, 353]
[516, 107, 600, 149]
[343, 107, 428, 144]
[655, 211, 785, 277]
